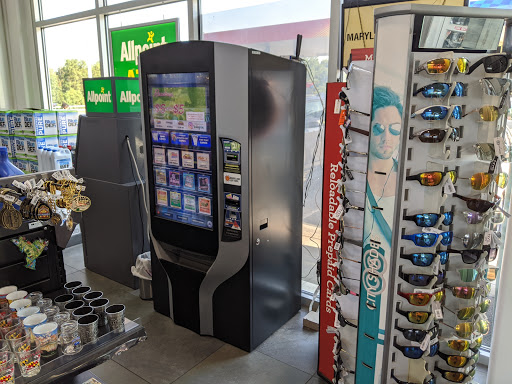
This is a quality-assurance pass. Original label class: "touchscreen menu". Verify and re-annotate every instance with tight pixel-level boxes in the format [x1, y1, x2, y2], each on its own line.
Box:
[147, 72, 214, 230]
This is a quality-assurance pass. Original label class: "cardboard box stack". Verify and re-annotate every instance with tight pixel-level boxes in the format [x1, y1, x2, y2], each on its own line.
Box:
[57, 110, 78, 150]
[0, 109, 78, 174]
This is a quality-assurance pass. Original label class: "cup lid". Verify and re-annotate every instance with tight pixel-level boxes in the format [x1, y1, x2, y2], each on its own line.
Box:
[0, 286, 17, 296]
[33, 322, 57, 335]
[23, 313, 47, 327]
[9, 299, 31, 310]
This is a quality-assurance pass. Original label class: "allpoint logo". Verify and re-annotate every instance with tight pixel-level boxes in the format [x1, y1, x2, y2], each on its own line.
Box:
[120, 91, 140, 105]
[120, 31, 167, 65]
[87, 90, 112, 105]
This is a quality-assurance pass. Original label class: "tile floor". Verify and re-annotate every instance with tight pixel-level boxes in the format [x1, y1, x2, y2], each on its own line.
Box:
[62, 244, 488, 384]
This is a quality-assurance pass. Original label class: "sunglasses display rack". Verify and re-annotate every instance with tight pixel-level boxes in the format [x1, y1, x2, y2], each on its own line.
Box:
[353, 4, 512, 384]
[318, 60, 373, 384]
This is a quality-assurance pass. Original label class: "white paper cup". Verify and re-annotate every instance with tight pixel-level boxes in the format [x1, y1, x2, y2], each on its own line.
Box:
[6, 291, 27, 304]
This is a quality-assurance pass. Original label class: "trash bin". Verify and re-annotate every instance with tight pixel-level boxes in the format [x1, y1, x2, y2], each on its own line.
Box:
[132, 252, 152, 300]
[139, 278, 153, 300]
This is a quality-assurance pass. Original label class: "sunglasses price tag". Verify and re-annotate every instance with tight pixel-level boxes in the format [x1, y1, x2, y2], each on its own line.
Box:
[413, 288, 436, 294]
[432, 301, 443, 320]
[334, 99, 342, 114]
[420, 331, 431, 351]
[333, 204, 345, 220]
[422, 227, 444, 235]
[494, 137, 506, 156]
[432, 259, 440, 275]
[483, 231, 493, 246]
[443, 176, 456, 195]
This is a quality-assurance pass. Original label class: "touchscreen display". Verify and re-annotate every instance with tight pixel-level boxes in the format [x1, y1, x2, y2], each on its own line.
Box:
[147, 72, 214, 230]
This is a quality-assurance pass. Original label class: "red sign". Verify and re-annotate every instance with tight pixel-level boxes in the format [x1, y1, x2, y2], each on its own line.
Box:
[318, 82, 346, 382]
[351, 48, 374, 61]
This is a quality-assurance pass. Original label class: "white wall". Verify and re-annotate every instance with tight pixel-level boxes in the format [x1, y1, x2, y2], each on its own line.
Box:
[0, 0, 43, 110]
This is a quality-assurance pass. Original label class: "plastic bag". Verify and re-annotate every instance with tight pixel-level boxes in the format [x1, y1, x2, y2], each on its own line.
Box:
[131, 252, 152, 280]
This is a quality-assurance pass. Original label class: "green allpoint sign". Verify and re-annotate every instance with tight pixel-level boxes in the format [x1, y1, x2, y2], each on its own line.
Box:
[110, 20, 178, 77]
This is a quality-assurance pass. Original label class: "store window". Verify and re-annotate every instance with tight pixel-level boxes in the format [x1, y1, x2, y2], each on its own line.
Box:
[107, 3, 189, 41]
[43, 19, 100, 111]
[40, 0, 96, 20]
[202, 0, 331, 291]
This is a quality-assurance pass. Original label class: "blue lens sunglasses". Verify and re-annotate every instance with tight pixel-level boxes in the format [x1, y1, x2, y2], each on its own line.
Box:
[414, 82, 464, 98]
[411, 105, 462, 121]
[400, 252, 449, 267]
[404, 212, 453, 227]
[402, 231, 453, 247]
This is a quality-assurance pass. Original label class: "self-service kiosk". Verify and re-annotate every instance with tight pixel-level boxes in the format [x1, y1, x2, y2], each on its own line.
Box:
[140, 41, 306, 351]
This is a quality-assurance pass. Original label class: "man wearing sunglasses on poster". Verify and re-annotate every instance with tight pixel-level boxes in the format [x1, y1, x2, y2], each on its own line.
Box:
[364, 86, 402, 246]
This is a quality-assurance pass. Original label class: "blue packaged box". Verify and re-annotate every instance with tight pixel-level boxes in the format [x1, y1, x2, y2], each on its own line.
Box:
[0, 112, 8, 134]
[22, 111, 58, 136]
[6, 112, 15, 135]
[11, 111, 23, 134]
[0, 134, 11, 156]
[58, 134, 77, 149]
[25, 135, 59, 154]
[14, 135, 27, 156]
[57, 110, 79, 135]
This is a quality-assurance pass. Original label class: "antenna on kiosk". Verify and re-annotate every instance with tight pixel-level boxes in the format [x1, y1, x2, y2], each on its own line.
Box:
[293, 34, 303, 61]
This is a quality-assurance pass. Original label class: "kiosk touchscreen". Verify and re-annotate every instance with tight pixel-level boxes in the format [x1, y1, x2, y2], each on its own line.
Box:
[147, 73, 214, 230]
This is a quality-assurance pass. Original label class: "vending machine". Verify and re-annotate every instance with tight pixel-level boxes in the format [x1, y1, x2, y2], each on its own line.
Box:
[139, 41, 306, 351]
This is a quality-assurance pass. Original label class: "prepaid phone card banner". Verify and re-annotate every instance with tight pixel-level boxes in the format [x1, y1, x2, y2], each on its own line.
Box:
[356, 15, 411, 384]
[148, 72, 214, 230]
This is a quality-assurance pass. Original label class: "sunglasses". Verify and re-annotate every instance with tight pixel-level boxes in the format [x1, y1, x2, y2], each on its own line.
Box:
[457, 232, 484, 249]
[457, 267, 498, 283]
[399, 271, 445, 287]
[473, 143, 506, 161]
[463, 105, 502, 121]
[467, 54, 511, 75]
[442, 320, 478, 339]
[395, 325, 438, 343]
[411, 127, 459, 143]
[446, 336, 482, 352]
[437, 350, 479, 369]
[415, 58, 469, 75]
[397, 307, 431, 324]
[445, 285, 477, 299]
[443, 305, 477, 321]
[411, 105, 462, 121]
[414, 82, 464, 98]
[435, 366, 475, 383]
[480, 77, 512, 97]
[462, 210, 505, 225]
[391, 372, 435, 384]
[402, 232, 453, 247]
[394, 340, 438, 359]
[453, 193, 499, 213]
[459, 172, 508, 190]
[333, 276, 360, 297]
[406, 170, 457, 186]
[398, 290, 444, 306]
[404, 212, 453, 227]
[334, 309, 357, 329]
[444, 249, 479, 264]
[401, 252, 448, 267]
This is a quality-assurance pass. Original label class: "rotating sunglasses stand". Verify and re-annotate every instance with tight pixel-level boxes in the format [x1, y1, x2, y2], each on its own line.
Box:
[317, 4, 512, 384]
[356, 6, 506, 384]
